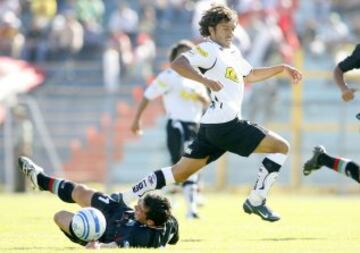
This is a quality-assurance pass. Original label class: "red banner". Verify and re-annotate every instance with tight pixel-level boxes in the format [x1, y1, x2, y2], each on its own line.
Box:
[0, 57, 45, 122]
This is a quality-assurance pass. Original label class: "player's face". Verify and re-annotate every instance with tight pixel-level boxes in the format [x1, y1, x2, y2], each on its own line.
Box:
[209, 20, 236, 48]
[134, 199, 148, 224]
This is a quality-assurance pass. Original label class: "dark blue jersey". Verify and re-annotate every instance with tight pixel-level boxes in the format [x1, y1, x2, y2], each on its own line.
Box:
[338, 44, 360, 72]
[111, 213, 179, 248]
[91, 193, 179, 248]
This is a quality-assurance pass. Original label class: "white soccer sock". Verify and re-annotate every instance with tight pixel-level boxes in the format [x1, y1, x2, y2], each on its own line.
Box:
[266, 153, 288, 165]
[183, 183, 198, 216]
[248, 153, 287, 206]
[122, 167, 175, 205]
[162, 166, 176, 185]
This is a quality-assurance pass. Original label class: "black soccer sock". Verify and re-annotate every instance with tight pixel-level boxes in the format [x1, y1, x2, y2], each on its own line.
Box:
[318, 153, 336, 168]
[155, 170, 166, 189]
[319, 154, 360, 183]
[37, 173, 75, 203]
[37, 173, 52, 191]
[262, 157, 282, 173]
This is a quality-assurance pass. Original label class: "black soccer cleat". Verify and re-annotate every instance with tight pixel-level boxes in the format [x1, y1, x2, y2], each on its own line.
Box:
[303, 145, 326, 176]
[186, 212, 200, 219]
[243, 199, 280, 222]
[18, 156, 44, 190]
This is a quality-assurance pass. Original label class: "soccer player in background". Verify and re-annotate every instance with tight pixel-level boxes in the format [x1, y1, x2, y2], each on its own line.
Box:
[130, 40, 210, 219]
[112, 4, 302, 222]
[303, 44, 360, 183]
[18, 156, 179, 249]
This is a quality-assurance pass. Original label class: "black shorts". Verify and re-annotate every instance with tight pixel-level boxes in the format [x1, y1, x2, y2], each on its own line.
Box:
[91, 193, 131, 243]
[183, 118, 267, 164]
[166, 119, 199, 164]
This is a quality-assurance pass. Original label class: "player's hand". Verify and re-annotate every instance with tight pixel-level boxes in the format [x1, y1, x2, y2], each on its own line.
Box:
[341, 87, 356, 102]
[203, 78, 223, 91]
[85, 240, 100, 249]
[283, 64, 302, 84]
[131, 119, 143, 135]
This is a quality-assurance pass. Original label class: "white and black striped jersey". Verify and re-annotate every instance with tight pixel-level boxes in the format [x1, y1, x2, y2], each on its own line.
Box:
[144, 68, 207, 123]
[182, 40, 252, 124]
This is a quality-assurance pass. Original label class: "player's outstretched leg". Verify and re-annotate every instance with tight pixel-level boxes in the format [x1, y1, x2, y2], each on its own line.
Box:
[113, 158, 207, 206]
[303, 145, 326, 176]
[303, 146, 360, 183]
[18, 156, 76, 203]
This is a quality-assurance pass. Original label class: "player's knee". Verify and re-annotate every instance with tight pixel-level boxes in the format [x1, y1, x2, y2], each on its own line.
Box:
[53, 210, 66, 225]
[72, 184, 90, 201]
[279, 139, 290, 154]
[270, 138, 289, 154]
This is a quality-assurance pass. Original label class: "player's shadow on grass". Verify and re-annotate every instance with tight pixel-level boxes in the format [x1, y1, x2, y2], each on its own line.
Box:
[182, 239, 203, 242]
[259, 237, 324, 241]
[6, 246, 77, 251]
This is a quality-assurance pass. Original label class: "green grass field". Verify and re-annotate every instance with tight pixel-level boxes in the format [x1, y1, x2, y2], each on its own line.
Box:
[1, 191, 360, 253]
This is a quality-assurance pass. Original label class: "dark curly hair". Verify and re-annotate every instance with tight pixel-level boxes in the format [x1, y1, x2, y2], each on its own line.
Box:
[169, 40, 195, 62]
[199, 4, 237, 37]
[143, 193, 172, 226]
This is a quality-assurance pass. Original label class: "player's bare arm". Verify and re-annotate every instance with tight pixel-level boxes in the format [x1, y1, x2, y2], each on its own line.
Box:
[131, 98, 150, 135]
[86, 241, 118, 249]
[244, 64, 302, 84]
[333, 65, 356, 102]
[193, 90, 210, 107]
[171, 55, 223, 91]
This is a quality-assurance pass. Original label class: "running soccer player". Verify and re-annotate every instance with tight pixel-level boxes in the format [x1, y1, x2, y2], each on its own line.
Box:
[112, 4, 302, 222]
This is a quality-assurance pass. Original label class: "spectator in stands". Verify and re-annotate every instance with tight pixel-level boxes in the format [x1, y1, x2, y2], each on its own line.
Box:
[276, 0, 300, 63]
[138, 4, 157, 35]
[103, 39, 120, 92]
[30, 0, 57, 26]
[55, 0, 77, 15]
[0, 0, 20, 17]
[310, 12, 350, 56]
[22, 17, 49, 63]
[108, 2, 139, 45]
[74, 0, 104, 53]
[48, 11, 83, 79]
[48, 11, 84, 61]
[108, 3, 139, 78]
[75, 0, 104, 25]
[0, 11, 24, 58]
[133, 32, 156, 83]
